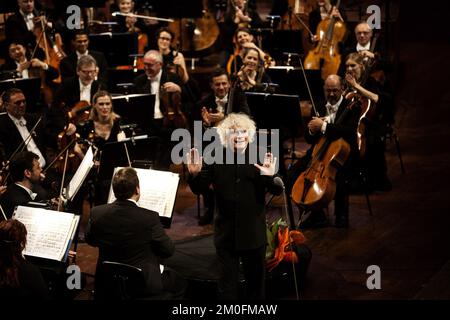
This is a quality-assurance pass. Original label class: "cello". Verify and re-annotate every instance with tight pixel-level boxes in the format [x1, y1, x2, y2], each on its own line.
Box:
[303, 0, 346, 80]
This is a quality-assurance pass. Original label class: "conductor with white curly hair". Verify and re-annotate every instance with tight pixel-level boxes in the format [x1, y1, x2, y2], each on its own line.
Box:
[187, 113, 282, 299]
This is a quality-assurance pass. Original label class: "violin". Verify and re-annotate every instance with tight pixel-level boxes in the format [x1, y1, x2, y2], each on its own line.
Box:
[53, 101, 92, 174]
[160, 84, 188, 130]
[303, 0, 346, 80]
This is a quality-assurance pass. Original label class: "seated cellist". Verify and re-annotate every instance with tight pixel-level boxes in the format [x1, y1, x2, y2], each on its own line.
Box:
[288, 74, 360, 228]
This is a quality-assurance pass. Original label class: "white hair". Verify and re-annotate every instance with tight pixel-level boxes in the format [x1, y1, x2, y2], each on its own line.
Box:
[217, 113, 256, 147]
[144, 50, 163, 63]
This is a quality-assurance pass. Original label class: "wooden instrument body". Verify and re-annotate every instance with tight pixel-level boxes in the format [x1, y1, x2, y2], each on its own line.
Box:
[291, 136, 350, 208]
[304, 15, 346, 80]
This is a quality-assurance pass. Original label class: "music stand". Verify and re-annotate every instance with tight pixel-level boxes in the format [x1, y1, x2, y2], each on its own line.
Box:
[245, 92, 302, 136]
[266, 67, 324, 102]
[245, 92, 303, 168]
[269, 30, 305, 60]
[108, 69, 144, 93]
[88, 32, 138, 67]
[0, 77, 41, 113]
[111, 93, 155, 134]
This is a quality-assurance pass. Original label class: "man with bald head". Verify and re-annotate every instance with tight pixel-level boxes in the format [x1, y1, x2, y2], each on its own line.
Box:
[290, 75, 360, 228]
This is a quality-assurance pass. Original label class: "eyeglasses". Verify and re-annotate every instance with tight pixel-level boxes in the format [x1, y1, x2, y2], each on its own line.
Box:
[80, 69, 96, 75]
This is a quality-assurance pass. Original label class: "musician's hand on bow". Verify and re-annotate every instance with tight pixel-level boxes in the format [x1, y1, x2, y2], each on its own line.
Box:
[360, 50, 375, 59]
[65, 123, 77, 136]
[330, 7, 343, 21]
[0, 176, 6, 195]
[18, 61, 31, 72]
[241, 42, 258, 50]
[308, 117, 324, 134]
[186, 148, 203, 177]
[254, 152, 277, 176]
[30, 58, 47, 69]
[162, 81, 181, 93]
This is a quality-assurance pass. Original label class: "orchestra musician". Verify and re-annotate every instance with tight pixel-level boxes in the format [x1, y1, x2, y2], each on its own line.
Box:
[0, 88, 47, 170]
[187, 113, 283, 299]
[235, 47, 271, 92]
[226, 27, 273, 75]
[309, 0, 345, 41]
[74, 90, 126, 205]
[288, 75, 360, 228]
[0, 151, 46, 219]
[0, 219, 49, 299]
[59, 30, 109, 86]
[344, 52, 393, 192]
[49, 55, 106, 147]
[85, 167, 186, 299]
[5, 0, 42, 50]
[156, 27, 189, 84]
[133, 50, 183, 170]
[0, 41, 59, 82]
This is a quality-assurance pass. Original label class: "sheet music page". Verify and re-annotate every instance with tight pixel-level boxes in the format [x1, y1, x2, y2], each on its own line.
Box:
[68, 146, 94, 201]
[108, 168, 179, 218]
[13, 206, 78, 261]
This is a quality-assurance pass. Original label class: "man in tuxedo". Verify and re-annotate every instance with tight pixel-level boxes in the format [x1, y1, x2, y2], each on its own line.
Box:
[289, 75, 360, 228]
[59, 30, 109, 86]
[0, 151, 43, 220]
[85, 167, 186, 299]
[5, 0, 40, 50]
[0, 41, 59, 82]
[49, 54, 104, 146]
[133, 50, 183, 169]
[198, 68, 250, 127]
[0, 88, 47, 169]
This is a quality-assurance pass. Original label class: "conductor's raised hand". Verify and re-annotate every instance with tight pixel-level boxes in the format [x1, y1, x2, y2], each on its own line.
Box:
[254, 152, 277, 176]
[186, 148, 203, 176]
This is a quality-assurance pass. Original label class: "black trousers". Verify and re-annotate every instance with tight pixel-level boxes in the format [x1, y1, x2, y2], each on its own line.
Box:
[216, 245, 266, 300]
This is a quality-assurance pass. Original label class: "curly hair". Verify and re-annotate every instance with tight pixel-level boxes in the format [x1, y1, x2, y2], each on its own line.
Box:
[217, 113, 256, 148]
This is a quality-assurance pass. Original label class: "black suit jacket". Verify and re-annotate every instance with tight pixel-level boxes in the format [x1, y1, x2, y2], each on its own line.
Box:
[0, 184, 36, 220]
[59, 51, 109, 85]
[304, 97, 360, 166]
[5, 11, 38, 49]
[196, 89, 250, 120]
[0, 58, 59, 82]
[85, 200, 174, 294]
[189, 154, 283, 251]
[133, 69, 182, 116]
[0, 113, 47, 164]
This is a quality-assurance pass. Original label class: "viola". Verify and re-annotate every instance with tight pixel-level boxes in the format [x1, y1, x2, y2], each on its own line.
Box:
[303, 0, 346, 80]
[160, 86, 188, 130]
[54, 101, 92, 174]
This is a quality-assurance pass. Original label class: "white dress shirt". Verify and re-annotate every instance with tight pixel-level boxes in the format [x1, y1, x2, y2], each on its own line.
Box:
[8, 114, 46, 168]
[215, 94, 228, 113]
[356, 42, 371, 52]
[76, 50, 89, 60]
[79, 79, 92, 102]
[149, 70, 163, 119]
[20, 10, 35, 31]
[321, 95, 344, 133]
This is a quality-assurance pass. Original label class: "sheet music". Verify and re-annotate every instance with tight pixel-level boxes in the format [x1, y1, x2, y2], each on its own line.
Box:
[108, 168, 179, 218]
[67, 146, 94, 201]
[13, 206, 79, 261]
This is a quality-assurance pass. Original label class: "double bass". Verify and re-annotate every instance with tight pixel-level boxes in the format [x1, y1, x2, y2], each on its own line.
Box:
[303, 0, 346, 80]
[168, 0, 219, 53]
